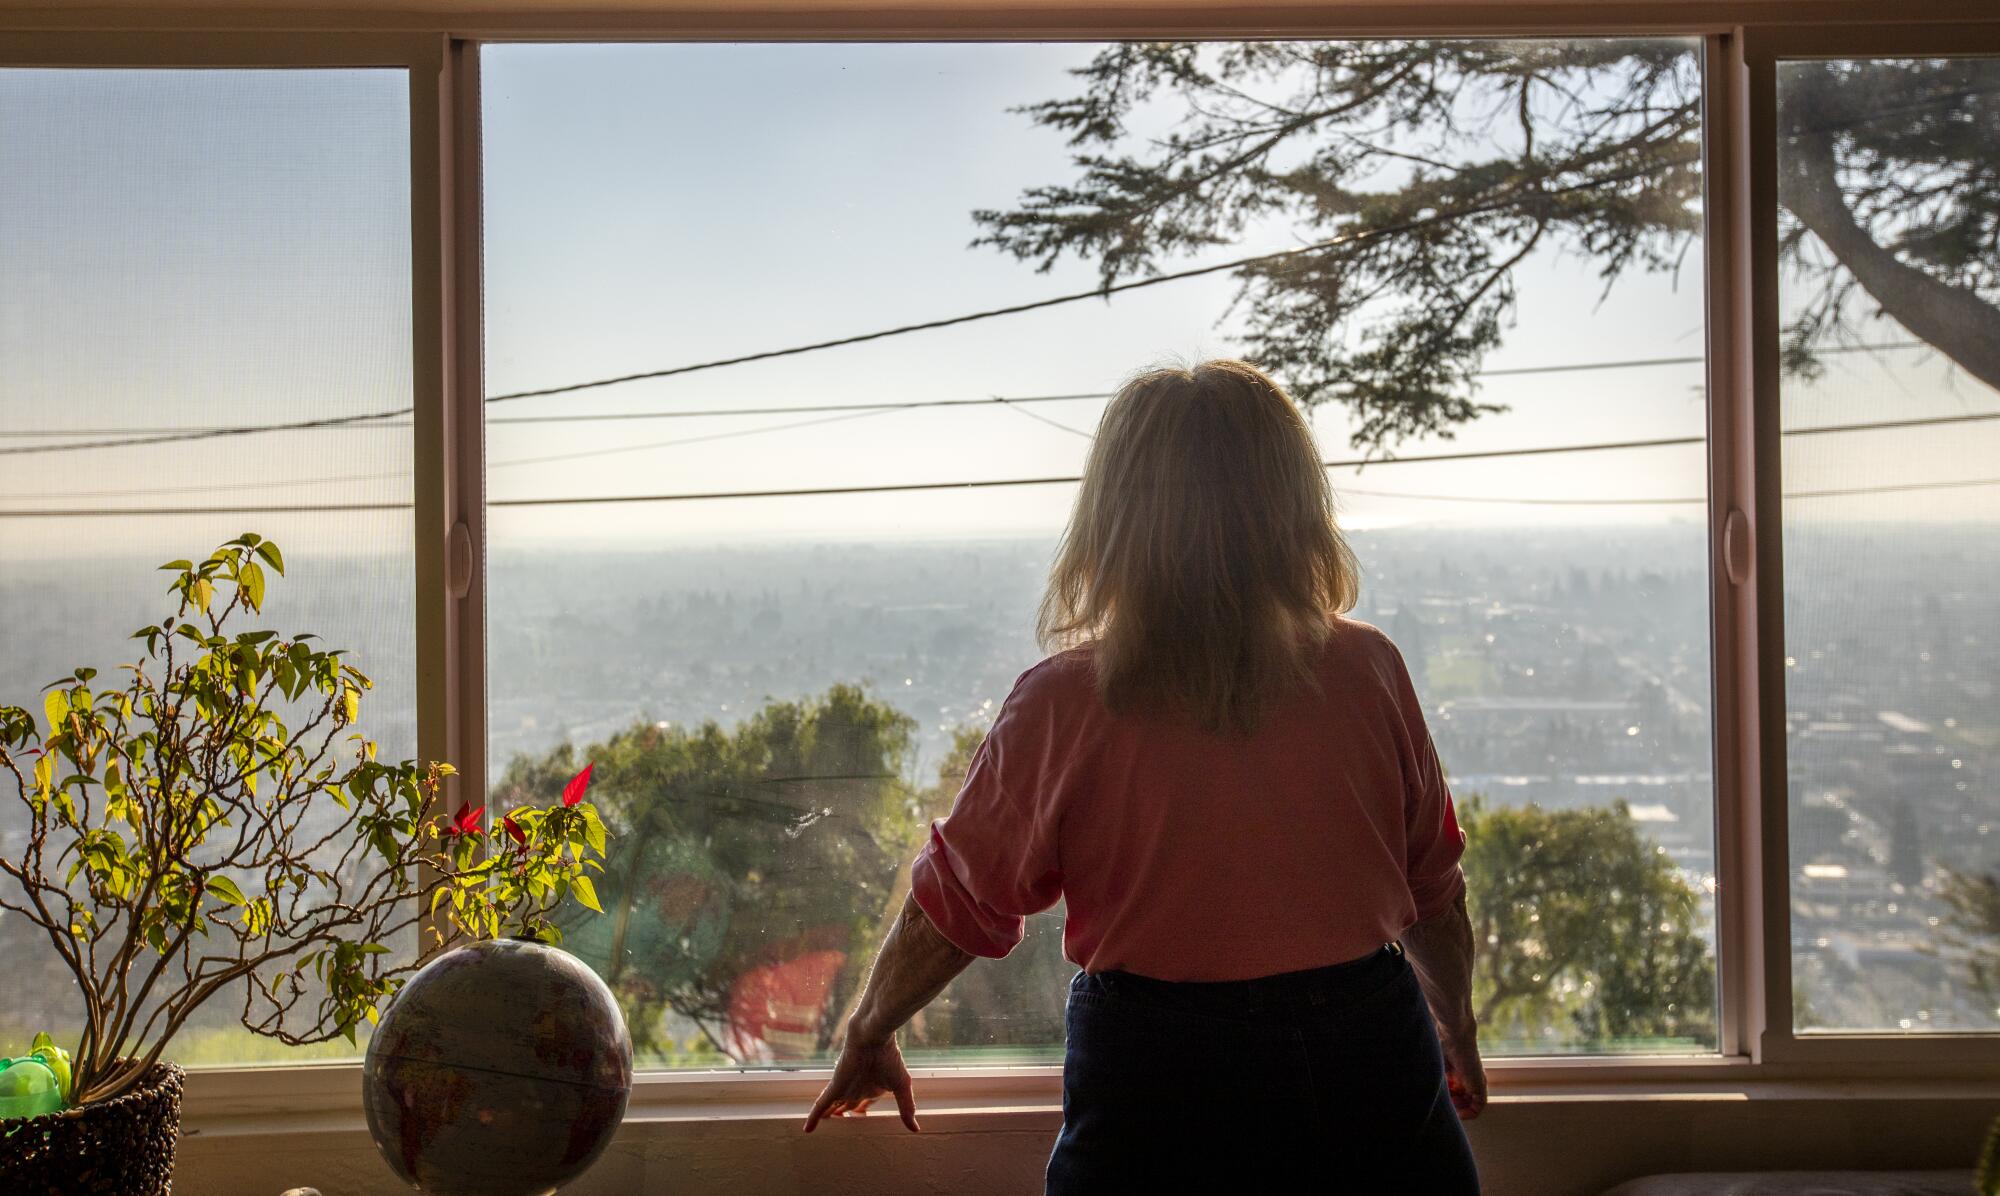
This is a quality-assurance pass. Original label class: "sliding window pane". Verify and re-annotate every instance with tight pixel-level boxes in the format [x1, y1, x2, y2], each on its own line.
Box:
[1779, 57, 2000, 1034]
[0, 69, 413, 1064]
[483, 39, 1715, 1066]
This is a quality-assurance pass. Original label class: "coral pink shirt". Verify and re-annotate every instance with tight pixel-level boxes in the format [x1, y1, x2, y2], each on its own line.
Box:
[911, 618, 1465, 982]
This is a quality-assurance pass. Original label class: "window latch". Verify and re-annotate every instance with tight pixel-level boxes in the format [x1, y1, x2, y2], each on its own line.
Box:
[448, 520, 474, 601]
[1722, 507, 1752, 587]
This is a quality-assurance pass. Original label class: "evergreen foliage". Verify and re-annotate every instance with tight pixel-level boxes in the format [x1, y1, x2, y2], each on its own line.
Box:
[976, 44, 2000, 453]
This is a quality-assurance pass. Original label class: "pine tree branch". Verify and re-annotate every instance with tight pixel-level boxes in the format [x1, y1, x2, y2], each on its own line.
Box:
[1783, 131, 2000, 394]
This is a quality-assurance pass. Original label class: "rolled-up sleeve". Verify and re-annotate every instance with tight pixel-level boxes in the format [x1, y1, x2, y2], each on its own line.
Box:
[1404, 736, 1467, 921]
[909, 676, 1065, 959]
[1387, 643, 1467, 922]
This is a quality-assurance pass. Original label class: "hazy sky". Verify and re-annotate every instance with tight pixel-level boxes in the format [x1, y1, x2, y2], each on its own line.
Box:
[478, 40, 1718, 545]
[2, 42, 1995, 563]
[0, 67, 413, 561]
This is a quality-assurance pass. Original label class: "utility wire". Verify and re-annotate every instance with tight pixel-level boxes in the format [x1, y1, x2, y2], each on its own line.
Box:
[1337, 487, 1700, 507]
[0, 406, 906, 501]
[0, 340, 1934, 443]
[486, 406, 900, 472]
[6, 415, 1998, 517]
[457, 170, 1649, 406]
[1349, 474, 2000, 507]
[7, 98, 1983, 452]
[0, 403, 413, 457]
[0, 391, 1120, 436]
[10, 407, 1997, 505]
[0, 163, 1711, 460]
[6, 475, 1998, 519]
[3, 338, 1963, 495]
[1785, 477, 2000, 501]
[484, 472, 2000, 511]
[0, 397, 1084, 501]
[996, 403, 1095, 439]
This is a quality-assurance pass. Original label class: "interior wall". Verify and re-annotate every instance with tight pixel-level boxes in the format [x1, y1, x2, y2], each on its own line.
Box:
[177, 1092, 1999, 1196]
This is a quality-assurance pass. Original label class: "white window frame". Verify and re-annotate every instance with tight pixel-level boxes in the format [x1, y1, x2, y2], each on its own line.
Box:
[4, 5, 2000, 1131]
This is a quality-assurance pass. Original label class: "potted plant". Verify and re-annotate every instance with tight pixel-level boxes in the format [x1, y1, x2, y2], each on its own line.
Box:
[0, 535, 610, 1195]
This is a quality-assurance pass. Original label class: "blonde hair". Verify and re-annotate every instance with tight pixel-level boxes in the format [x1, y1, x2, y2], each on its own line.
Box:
[1039, 360, 1361, 735]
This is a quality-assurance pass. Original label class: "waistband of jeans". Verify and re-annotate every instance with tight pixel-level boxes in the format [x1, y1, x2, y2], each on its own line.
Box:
[1080, 942, 1407, 1014]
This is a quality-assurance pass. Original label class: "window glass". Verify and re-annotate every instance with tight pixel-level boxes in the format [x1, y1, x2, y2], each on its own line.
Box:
[0, 68, 413, 1064]
[482, 39, 1715, 1066]
[1778, 57, 2000, 1034]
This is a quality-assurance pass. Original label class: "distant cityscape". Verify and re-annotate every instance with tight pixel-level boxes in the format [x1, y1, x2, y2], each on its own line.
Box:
[485, 522, 1998, 1033]
[2, 521, 1994, 1045]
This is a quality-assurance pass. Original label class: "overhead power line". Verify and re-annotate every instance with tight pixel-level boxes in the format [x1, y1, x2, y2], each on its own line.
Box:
[457, 169, 1660, 407]
[996, 403, 1095, 440]
[4, 409, 1997, 518]
[6, 406, 1996, 506]
[0, 403, 410, 457]
[1340, 474, 2000, 507]
[0, 163, 1720, 460]
[0, 340, 1936, 442]
[0, 341, 1936, 443]
[0, 407, 908, 501]
[5, 474, 1997, 519]
[0, 391, 1119, 437]
[0, 335, 1948, 465]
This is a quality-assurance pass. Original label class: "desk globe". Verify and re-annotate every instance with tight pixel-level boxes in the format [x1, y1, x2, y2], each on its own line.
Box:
[362, 938, 632, 1195]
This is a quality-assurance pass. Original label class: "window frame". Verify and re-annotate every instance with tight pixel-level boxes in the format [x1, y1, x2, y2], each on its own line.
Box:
[1736, 19, 2000, 1069]
[5, 7, 2000, 1128]
[0, 24, 479, 1083]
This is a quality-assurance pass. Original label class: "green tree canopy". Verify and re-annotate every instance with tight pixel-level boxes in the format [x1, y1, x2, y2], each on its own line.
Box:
[1939, 868, 2000, 1013]
[977, 44, 2000, 453]
[1459, 794, 1715, 1048]
[494, 686, 943, 1061]
[500, 691, 1719, 1058]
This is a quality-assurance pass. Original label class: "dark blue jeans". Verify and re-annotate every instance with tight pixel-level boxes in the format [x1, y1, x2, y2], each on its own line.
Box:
[1046, 945, 1480, 1194]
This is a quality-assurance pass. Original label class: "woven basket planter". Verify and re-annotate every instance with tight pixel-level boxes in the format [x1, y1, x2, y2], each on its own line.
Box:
[0, 1061, 184, 1196]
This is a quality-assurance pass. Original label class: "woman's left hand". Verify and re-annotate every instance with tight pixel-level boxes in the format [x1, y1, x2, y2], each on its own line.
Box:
[804, 1035, 921, 1133]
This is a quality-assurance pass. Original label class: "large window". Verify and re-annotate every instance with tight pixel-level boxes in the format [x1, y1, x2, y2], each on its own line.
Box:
[1778, 56, 2000, 1034]
[0, 66, 414, 1064]
[481, 39, 1717, 1067]
[5, 23, 1997, 1097]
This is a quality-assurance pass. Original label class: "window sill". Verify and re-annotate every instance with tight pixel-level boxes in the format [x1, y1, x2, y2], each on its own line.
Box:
[177, 1055, 2000, 1140]
[169, 1060, 2000, 1196]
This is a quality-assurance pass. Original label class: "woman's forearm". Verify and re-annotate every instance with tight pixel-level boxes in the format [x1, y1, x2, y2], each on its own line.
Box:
[1401, 881, 1478, 1048]
[846, 893, 977, 1047]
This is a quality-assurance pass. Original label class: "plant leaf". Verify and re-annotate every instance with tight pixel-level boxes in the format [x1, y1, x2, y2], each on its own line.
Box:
[562, 763, 595, 807]
[205, 876, 247, 907]
[43, 688, 70, 731]
[241, 562, 266, 611]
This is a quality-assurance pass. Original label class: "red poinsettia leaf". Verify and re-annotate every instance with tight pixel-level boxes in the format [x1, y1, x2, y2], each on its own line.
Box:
[503, 814, 527, 850]
[448, 804, 483, 836]
[562, 763, 595, 808]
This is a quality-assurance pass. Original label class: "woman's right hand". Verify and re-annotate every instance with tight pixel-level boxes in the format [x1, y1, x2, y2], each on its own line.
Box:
[1402, 886, 1486, 1120]
[1440, 1030, 1487, 1120]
